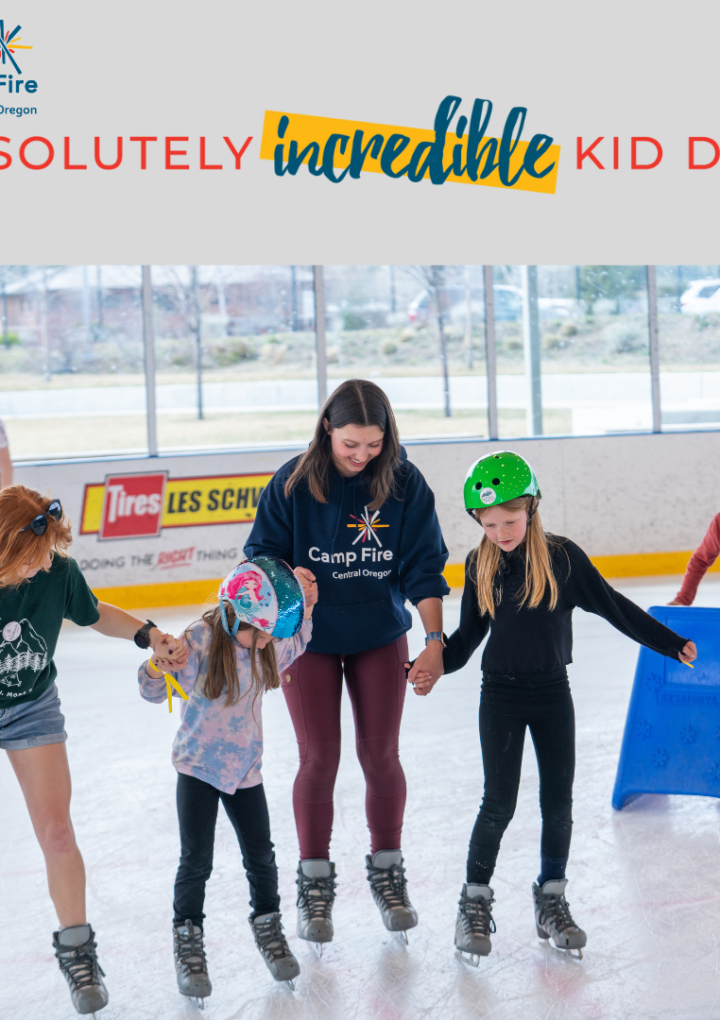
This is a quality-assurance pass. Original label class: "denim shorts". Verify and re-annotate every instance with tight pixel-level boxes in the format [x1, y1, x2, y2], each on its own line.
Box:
[0, 682, 67, 751]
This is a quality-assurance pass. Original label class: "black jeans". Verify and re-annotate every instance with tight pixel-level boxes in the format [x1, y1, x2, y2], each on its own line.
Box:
[174, 772, 280, 927]
[467, 672, 575, 885]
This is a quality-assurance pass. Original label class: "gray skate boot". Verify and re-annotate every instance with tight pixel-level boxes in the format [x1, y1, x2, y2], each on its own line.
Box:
[173, 919, 212, 1006]
[249, 911, 300, 988]
[365, 850, 418, 940]
[533, 879, 587, 958]
[296, 859, 337, 947]
[455, 884, 495, 964]
[52, 923, 109, 1016]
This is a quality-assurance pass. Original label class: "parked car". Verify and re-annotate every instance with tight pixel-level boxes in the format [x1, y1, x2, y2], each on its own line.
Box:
[537, 297, 575, 318]
[680, 279, 720, 315]
[408, 285, 521, 326]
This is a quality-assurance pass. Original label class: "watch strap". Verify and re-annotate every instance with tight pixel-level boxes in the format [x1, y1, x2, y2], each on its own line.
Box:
[134, 619, 157, 649]
[425, 631, 445, 646]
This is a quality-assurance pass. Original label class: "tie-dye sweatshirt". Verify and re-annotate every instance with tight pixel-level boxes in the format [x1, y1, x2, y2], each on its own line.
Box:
[138, 618, 312, 794]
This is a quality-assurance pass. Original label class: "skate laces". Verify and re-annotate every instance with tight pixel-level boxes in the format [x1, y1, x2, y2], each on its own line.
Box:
[368, 859, 411, 908]
[175, 922, 208, 975]
[55, 933, 105, 989]
[297, 870, 337, 920]
[538, 891, 576, 932]
[253, 913, 292, 961]
[459, 891, 496, 937]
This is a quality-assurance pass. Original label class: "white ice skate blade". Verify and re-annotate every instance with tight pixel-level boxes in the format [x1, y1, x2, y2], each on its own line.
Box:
[456, 949, 481, 967]
[313, 942, 323, 958]
[538, 936, 584, 961]
[286, 979, 296, 991]
[397, 930, 409, 945]
[192, 997, 205, 1009]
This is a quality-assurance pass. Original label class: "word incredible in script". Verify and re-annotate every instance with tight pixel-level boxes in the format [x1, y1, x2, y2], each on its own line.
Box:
[261, 96, 560, 194]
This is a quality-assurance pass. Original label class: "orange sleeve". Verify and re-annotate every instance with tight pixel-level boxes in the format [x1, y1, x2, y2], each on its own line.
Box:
[675, 513, 720, 605]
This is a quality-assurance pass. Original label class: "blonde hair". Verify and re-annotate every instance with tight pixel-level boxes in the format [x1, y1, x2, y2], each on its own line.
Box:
[0, 485, 72, 587]
[194, 603, 279, 708]
[473, 496, 560, 618]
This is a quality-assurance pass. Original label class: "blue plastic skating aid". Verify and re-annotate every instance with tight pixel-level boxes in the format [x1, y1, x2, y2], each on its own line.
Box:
[612, 606, 719, 810]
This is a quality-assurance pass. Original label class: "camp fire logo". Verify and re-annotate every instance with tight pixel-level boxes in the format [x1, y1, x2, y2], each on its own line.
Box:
[347, 507, 390, 547]
[0, 618, 48, 688]
[0, 20, 32, 74]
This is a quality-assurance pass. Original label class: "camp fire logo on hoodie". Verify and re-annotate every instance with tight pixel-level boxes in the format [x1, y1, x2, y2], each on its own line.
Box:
[0, 618, 48, 688]
[309, 504, 394, 570]
[347, 506, 389, 547]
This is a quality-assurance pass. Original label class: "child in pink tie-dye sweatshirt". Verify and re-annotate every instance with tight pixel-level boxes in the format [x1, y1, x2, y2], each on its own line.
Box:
[139, 557, 317, 1001]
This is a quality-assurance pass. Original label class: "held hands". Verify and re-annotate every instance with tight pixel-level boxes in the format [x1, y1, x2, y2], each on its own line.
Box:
[679, 640, 697, 665]
[149, 630, 189, 672]
[295, 566, 318, 619]
[405, 641, 444, 697]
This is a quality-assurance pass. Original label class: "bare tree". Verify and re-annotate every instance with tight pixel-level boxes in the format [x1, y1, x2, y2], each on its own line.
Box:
[161, 266, 206, 420]
[401, 265, 451, 417]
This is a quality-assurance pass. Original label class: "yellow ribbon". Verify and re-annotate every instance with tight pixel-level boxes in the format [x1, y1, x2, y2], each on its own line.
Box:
[151, 661, 190, 713]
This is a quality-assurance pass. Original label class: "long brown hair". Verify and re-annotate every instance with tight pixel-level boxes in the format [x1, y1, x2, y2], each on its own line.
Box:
[197, 603, 279, 707]
[0, 485, 72, 587]
[473, 496, 561, 618]
[284, 379, 401, 512]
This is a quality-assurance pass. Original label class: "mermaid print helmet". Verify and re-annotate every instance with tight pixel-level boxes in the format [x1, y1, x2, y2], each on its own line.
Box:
[218, 555, 306, 639]
[464, 450, 541, 514]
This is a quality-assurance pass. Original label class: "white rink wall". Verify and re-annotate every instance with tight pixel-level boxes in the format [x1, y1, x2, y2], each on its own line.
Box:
[13, 429, 720, 590]
[408, 429, 720, 564]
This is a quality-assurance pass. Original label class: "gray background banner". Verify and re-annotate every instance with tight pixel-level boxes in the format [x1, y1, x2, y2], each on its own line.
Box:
[3, 0, 719, 263]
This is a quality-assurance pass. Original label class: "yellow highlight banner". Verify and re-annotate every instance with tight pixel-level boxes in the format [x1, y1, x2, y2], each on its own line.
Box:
[81, 473, 273, 534]
[260, 103, 560, 195]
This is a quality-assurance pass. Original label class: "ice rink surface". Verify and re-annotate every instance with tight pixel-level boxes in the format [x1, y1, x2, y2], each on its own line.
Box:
[3, 578, 720, 1020]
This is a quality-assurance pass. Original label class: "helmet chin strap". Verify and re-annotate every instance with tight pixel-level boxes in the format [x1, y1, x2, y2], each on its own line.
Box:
[219, 598, 241, 637]
[527, 497, 539, 520]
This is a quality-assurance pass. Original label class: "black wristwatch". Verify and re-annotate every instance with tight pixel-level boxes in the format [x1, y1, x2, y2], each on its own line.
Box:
[134, 619, 157, 649]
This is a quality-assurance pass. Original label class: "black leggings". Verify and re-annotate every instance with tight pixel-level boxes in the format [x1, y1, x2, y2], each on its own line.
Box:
[174, 772, 280, 927]
[467, 673, 575, 885]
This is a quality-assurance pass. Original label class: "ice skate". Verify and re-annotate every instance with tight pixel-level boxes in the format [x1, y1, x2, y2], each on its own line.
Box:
[454, 884, 495, 964]
[173, 920, 212, 1007]
[533, 879, 587, 959]
[52, 923, 109, 1017]
[250, 911, 300, 988]
[296, 859, 337, 952]
[365, 850, 418, 942]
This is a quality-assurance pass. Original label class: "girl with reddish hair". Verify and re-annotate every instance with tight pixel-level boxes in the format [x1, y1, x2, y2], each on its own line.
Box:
[0, 485, 186, 1017]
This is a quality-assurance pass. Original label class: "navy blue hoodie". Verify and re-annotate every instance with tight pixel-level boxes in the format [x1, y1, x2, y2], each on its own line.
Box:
[244, 447, 449, 655]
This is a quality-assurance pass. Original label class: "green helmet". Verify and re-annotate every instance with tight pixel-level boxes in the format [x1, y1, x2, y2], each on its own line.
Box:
[464, 450, 541, 511]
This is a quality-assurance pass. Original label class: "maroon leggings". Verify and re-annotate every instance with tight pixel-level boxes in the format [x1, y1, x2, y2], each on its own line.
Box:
[282, 636, 409, 859]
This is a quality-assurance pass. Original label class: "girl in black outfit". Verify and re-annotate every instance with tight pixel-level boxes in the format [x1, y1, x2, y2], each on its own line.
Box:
[411, 451, 697, 963]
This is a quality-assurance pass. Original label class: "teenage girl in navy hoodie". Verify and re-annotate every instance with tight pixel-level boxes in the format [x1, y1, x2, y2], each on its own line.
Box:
[244, 379, 449, 945]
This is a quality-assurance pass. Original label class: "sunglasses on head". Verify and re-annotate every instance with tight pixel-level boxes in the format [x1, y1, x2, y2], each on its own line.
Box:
[20, 500, 63, 536]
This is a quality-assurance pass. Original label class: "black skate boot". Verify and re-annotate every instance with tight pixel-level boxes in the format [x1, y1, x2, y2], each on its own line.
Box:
[454, 884, 496, 964]
[52, 923, 109, 1016]
[532, 879, 587, 958]
[296, 859, 337, 950]
[249, 911, 300, 988]
[365, 850, 418, 942]
[173, 919, 212, 1007]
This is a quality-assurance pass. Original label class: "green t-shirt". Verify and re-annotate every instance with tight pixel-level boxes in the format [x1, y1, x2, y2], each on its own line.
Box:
[0, 554, 100, 708]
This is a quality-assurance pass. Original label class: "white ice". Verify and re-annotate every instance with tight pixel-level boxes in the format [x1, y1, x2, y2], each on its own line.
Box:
[3, 579, 720, 1020]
